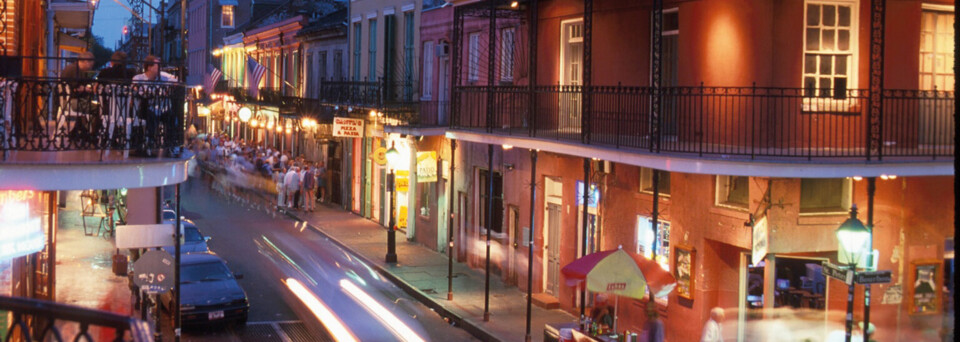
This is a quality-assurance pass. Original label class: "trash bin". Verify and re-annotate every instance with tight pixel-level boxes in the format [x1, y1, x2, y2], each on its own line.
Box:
[112, 251, 128, 276]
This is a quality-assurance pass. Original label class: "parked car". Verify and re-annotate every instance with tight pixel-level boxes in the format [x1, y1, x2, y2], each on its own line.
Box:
[162, 253, 249, 326]
[162, 220, 211, 254]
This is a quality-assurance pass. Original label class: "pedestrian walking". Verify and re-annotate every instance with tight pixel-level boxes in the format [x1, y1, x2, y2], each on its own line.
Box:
[302, 163, 315, 212]
[700, 307, 725, 342]
[640, 302, 664, 342]
[284, 166, 300, 211]
[274, 169, 285, 209]
[316, 161, 327, 203]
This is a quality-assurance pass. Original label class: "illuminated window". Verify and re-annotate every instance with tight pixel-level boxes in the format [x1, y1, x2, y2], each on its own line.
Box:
[636, 216, 670, 271]
[221, 5, 234, 28]
[803, 1, 857, 98]
[716, 175, 749, 209]
[468, 33, 480, 82]
[919, 8, 955, 91]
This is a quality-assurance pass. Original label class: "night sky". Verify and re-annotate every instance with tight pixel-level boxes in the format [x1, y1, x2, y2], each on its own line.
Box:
[93, 0, 160, 50]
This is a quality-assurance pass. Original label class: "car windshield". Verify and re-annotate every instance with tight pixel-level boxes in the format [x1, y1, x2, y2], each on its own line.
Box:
[162, 211, 176, 221]
[184, 227, 203, 243]
[181, 261, 233, 283]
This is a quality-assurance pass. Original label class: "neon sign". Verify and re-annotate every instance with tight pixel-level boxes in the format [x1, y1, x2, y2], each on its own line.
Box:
[0, 191, 45, 260]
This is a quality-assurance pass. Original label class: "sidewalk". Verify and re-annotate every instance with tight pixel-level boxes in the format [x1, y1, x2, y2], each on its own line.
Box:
[286, 204, 577, 342]
[55, 190, 137, 340]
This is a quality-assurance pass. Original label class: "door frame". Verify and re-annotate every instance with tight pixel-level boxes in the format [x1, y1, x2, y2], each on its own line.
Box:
[542, 176, 563, 296]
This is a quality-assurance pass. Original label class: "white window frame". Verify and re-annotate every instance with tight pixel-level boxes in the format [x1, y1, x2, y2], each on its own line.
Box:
[799, 178, 853, 215]
[422, 41, 434, 100]
[919, 5, 955, 91]
[468, 32, 480, 82]
[500, 27, 515, 82]
[221, 5, 234, 28]
[715, 175, 750, 211]
[801, 0, 859, 98]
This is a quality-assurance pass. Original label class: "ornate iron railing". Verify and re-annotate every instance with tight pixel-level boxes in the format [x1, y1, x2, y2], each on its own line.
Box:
[453, 85, 955, 160]
[0, 295, 152, 342]
[0, 77, 186, 156]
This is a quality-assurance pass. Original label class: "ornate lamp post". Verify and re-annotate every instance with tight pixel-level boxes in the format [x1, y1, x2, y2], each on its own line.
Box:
[385, 142, 400, 263]
[835, 206, 871, 342]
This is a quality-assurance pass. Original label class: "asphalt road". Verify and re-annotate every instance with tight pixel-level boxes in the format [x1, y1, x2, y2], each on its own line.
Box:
[158, 178, 476, 342]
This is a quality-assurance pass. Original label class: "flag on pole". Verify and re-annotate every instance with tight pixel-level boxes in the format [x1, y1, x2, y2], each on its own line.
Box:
[204, 64, 222, 93]
[246, 56, 267, 98]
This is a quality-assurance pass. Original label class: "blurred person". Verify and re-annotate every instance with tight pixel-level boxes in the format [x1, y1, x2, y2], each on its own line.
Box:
[316, 161, 327, 203]
[589, 294, 614, 333]
[640, 302, 664, 342]
[97, 51, 136, 80]
[274, 168, 285, 209]
[700, 307, 724, 342]
[283, 166, 300, 211]
[60, 52, 98, 144]
[61, 51, 95, 79]
[301, 163, 316, 212]
[132, 55, 178, 155]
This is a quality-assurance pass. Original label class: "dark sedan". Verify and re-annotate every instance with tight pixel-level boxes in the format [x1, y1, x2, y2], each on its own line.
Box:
[163, 253, 249, 326]
[162, 220, 211, 254]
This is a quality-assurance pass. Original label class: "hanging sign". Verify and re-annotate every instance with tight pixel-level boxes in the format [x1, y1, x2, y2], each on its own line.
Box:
[333, 117, 364, 138]
[396, 170, 409, 193]
[751, 216, 769, 266]
[0, 191, 45, 261]
[373, 147, 387, 165]
[417, 151, 437, 183]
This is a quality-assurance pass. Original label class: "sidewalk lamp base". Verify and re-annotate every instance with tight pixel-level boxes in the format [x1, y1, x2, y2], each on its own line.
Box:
[386, 228, 398, 263]
[483, 312, 490, 322]
[448, 292, 453, 301]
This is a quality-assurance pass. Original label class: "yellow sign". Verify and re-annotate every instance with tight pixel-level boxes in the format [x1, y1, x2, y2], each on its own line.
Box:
[395, 170, 409, 193]
[373, 147, 387, 165]
[398, 206, 408, 229]
[416, 151, 437, 183]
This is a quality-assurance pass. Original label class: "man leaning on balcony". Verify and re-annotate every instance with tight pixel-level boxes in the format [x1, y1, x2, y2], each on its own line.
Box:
[132, 55, 179, 157]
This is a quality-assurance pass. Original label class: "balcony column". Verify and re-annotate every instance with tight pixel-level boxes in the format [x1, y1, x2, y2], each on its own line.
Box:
[867, 0, 886, 160]
[527, 0, 538, 135]
[451, 7, 464, 127]
[579, 158, 591, 328]
[650, 0, 663, 153]
[581, 0, 592, 144]
[485, 0, 497, 133]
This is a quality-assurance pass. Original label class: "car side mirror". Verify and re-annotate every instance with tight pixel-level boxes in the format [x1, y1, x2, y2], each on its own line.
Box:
[235, 273, 244, 280]
[204, 236, 212, 242]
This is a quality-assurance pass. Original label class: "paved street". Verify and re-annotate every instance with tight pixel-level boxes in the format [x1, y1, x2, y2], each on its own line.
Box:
[160, 178, 476, 341]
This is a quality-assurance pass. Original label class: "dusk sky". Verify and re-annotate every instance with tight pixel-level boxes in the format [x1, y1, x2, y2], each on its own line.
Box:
[92, 0, 160, 50]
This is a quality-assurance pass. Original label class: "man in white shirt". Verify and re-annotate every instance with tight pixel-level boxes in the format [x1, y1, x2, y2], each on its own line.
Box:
[132, 55, 178, 155]
[700, 307, 724, 342]
[283, 166, 300, 210]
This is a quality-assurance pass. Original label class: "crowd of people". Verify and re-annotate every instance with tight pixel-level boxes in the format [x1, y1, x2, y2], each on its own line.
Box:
[189, 132, 328, 212]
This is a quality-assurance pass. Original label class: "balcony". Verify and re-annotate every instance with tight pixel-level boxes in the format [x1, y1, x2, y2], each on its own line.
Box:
[453, 85, 954, 163]
[0, 59, 190, 190]
[0, 295, 152, 342]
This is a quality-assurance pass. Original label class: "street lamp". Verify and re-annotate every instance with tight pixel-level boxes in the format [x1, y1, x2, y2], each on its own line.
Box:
[385, 142, 400, 263]
[836, 205, 870, 342]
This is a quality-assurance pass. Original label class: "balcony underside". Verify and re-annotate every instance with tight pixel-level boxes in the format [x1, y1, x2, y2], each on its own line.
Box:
[446, 128, 953, 178]
[0, 151, 188, 190]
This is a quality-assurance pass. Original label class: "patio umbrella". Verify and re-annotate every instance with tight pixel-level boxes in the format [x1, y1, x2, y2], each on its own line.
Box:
[562, 247, 676, 299]
[561, 247, 677, 332]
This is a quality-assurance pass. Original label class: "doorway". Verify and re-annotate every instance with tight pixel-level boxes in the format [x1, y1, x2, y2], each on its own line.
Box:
[543, 176, 563, 297]
[559, 19, 583, 133]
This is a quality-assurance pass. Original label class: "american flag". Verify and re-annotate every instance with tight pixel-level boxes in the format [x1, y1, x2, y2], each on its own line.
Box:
[246, 56, 267, 98]
[204, 64, 222, 93]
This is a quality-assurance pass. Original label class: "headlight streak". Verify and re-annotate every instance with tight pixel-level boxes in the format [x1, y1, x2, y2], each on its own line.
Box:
[339, 279, 425, 342]
[285, 278, 358, 342]
[260, 237, 318, 286]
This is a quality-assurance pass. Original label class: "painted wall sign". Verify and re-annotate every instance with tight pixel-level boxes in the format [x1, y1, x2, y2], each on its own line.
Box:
[751, 216, 769, 266]
[396, 170, 409, 193]
[333, 117, 364, 138]
[417, 151, 437, 183]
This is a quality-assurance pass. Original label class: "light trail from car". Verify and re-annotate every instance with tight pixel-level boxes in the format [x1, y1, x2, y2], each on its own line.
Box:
[284, 278, 357, 342]
[339, 278, 426, 342]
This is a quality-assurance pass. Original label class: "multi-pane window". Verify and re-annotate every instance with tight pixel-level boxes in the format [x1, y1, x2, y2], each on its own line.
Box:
[717, 175, 749, 209]
[803, 2, 855, 98]
[800, 178, 852, 213]
[354, 23, 362, 81]
[418, 181, 433, 218]
[640, 168, 671, 196]
[368, 19, 378, 81]
[305, 53, 313, 97]
[422, 41, 434, 99]
[500, 27, 515, 82]
[920, 9, 955, 91]
[468, 33, 480, 82]
[319, 51, 328, 81]
[636, 216, 670, 271]
[221, 5, 234, 28]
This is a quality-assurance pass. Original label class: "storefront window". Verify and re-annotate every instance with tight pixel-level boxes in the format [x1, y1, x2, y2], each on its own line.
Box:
[636, 216, 670, 271]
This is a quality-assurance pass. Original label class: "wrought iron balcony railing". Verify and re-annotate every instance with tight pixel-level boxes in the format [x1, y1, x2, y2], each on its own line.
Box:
[0, 295, 152, 342]
[0, 77, 186, 157]
[453, 85, 954, 161]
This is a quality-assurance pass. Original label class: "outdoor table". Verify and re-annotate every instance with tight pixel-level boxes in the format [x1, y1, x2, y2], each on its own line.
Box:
[545, 322, 622, 342]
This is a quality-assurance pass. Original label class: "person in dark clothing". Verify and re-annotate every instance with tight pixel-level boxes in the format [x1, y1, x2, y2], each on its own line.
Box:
[60, 51, 95, 80]
[60, 52, 98, 146]
[97, 51, 137, 81]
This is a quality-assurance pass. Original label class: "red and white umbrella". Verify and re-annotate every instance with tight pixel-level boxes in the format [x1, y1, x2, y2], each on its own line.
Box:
[561, 247, 677, 300]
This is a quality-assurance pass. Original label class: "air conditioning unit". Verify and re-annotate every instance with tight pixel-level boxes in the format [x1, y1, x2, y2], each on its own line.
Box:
[436, 41, 450, 57]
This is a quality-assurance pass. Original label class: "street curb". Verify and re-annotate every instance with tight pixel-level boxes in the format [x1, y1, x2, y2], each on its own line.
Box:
[283, 211, 502, 342]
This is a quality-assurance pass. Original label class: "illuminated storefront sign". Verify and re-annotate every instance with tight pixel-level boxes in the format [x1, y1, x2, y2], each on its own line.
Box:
[0, 191, 45, 261]
[416, 152, 437, 183]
